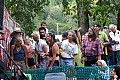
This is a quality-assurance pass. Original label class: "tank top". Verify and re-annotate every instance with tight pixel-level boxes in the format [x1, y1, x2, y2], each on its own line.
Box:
[26, 46, 34, 57]
[13, 46, 25, 61]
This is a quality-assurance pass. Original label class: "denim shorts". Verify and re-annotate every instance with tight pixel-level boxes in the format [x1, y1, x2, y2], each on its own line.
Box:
[61, 58, 74, 66]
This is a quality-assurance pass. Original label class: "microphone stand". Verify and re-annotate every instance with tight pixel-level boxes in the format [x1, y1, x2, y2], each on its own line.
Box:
[0, 44, 29, 80]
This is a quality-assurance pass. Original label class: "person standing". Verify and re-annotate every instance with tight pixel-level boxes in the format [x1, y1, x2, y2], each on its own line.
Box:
[103, 26, 115, 65]
[61, 31, 78, 66]
[24, 38, 36, 69]
[11, 38, 28, 70]
[109, 24, 120, 65]
[32, 31, 48, 68]
[39, 27, 49, 67]
[94, 23, 109, 64]
[81, 28, 104, 66]
[8, 28, 24, 69]
[46, 32, 60, 67]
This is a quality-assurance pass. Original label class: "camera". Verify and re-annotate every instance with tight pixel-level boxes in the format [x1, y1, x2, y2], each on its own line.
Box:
[112, 40, 116, 45]
[112, 40, 119, 45]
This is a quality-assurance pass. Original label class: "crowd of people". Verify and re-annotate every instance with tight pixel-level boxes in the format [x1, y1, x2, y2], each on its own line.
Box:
[6, 21, 120, 79]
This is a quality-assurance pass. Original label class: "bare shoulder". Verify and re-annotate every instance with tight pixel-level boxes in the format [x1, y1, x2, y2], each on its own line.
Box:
[53, 43, 59, 47]
[52, 43, 59, 50]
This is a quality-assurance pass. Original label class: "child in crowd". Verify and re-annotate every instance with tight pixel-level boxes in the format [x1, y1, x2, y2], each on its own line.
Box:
[110, 66, 120, 80]
[96, 60, 110, 80]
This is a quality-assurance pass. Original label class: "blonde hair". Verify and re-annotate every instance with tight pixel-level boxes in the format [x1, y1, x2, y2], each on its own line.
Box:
[97, 60, 107, 66]
[32, 31, 40, 39]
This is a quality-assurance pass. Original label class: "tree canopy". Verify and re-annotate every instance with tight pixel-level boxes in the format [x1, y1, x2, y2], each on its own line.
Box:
[5, 0, 49, 36]
[5, 0, 120, 36]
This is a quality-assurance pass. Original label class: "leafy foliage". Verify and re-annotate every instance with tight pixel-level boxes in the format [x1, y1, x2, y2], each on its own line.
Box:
[5, 0, 120, 36]
[5, 0, 50, 36]
[38, 4, 78, 34]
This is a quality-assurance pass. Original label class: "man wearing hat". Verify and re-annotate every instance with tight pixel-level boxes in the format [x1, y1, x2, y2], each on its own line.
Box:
[8, 27, 24, 69]
[10, 27, 24, 47]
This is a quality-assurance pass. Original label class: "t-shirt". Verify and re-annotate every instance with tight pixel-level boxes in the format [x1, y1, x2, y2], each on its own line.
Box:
[35, 39, 47, 54]
[98, 31, 109, 43]
[109, 30, 120, 51]
[61, 39, 78, 58]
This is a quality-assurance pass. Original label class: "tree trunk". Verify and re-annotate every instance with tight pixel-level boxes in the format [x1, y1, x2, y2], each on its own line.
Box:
[77, 3, 89, 35]
[117, 9, 120, 30]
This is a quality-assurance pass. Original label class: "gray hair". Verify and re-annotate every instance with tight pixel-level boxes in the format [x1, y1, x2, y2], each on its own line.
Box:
[109, 24, 117, 30]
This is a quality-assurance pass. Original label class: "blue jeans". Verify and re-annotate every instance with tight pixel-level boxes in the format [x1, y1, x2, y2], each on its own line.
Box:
[114, 50, 120, 65]
[108, 51, 115, 65]
[61, 59, 74, 66]
[38, 58, 46, 68]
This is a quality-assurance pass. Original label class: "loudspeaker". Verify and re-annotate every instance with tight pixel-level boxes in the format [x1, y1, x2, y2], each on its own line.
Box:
[0, 0, 4, 30]
[0, 60, 6, 79]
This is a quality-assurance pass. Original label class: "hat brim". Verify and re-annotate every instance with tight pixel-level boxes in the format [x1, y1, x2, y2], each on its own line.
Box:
[11, 30, 22, 35]
[14, 30, 22, 33]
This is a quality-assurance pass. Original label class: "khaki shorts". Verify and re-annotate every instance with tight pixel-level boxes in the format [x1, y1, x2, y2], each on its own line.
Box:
[15, 61, 26, 70]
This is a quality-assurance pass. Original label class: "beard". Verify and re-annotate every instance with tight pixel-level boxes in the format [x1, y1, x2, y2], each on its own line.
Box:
[16, 35, 24, 44]
[40, 34, 45, 39]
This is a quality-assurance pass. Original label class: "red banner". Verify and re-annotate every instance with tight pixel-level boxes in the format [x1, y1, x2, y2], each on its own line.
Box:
[0, 7, 20, 61]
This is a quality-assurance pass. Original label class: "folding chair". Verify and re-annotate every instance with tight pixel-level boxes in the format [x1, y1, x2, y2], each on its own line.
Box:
[44, 72, 66, 80]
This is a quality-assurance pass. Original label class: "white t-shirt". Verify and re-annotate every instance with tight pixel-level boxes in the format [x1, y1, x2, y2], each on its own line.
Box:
[35, 39, 48, 54]
[61, 39, 78, 58]
[109, 30, 120, 51]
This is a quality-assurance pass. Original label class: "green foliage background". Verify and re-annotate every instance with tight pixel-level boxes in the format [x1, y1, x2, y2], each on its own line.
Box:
[5, 0, 120, 36]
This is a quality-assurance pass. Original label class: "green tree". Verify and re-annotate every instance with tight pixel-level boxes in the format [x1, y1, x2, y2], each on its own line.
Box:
[110, 0, 120, 30]
[76, 0, 92, 34]
[90, 0, 112, 26]
[91, 0, 120, 30]
[5, 0, 49, 36]
[39, 1, 78, 34]
[61, 0, 120, 33]
[61, 0, 92, 34]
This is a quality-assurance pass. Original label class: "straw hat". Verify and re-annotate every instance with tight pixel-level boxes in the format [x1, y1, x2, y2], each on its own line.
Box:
[10, 27, 23, 37]
[14, 27, 22, 32]
[11, 27, 22, 34]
